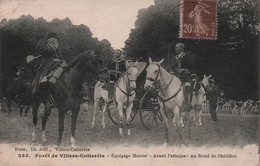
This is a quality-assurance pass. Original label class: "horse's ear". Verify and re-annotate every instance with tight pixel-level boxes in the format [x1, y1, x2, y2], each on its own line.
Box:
[136, 62, 147, 77]
[208, 74, 212, 78]
[148, 57, 152, 64]
[203, 74, 206, 78]
[158, 58, 164, 65]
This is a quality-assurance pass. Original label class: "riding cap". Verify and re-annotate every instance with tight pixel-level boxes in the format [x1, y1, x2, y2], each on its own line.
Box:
[47, 32, 58, 40]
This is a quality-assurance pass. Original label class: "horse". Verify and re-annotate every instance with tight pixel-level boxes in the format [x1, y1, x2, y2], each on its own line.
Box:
[29, 51, 101, 146]
[19, 81, 33, 116]
[115, 61, 146, 136]
[3, 77, 26, 114]
[192, 74, 211, 126]
[91, 61, 146, 134]
[91, 68, 110, 129]
[144, 57, 208, 145]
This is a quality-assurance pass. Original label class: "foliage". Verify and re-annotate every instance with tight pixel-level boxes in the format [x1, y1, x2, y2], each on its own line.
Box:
[0, 15, 115, 86]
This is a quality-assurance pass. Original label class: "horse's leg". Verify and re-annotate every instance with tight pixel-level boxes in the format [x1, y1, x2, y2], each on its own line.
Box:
[101, 91, 109, 129]
[126, 103, 133, 136]
[180, 115, 184, 127]
[57, 109, 65, 146]
[173, 106, 183, 144]
[7, 99, 11, 114]
[24, 105, 29, 116]
[41, 106, 51, 144]
[20, 105, 24, 116]
[194, 104, 202, 141]
[117, 102, 124, 136]
[102, 101, 108, 128]
[173, 117, 176, 127]
[92, 99, 99, 128]
[71, 106, 80, 147]
[161, 106, 169, 146]
[185, 111, 192, 140]
[32, 101, 41, 142]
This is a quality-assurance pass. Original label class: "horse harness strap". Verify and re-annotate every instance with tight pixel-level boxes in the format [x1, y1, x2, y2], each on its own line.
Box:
[158, 85, 182, 119]
[116, 72, 135, 107]
[200, 82, 207, 96]
[117, 83, 135, 97]
[158, 86, 182, 103]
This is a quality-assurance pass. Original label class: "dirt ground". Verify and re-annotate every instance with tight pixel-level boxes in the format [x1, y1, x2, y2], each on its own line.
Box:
[0, 104, 259, 148]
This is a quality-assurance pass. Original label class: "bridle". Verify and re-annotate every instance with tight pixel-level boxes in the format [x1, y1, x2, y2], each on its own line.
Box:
[117, 65, 137, 106]
[145, 63, 182, 119]
[146, 64, 160, 84]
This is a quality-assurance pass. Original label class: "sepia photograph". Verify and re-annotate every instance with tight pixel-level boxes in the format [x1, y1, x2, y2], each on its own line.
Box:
[0, 0, 259, 165]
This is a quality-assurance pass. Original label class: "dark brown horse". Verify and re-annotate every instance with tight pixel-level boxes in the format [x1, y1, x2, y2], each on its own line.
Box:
[30, 51, 101, 146]
[3, 77, 26, 114]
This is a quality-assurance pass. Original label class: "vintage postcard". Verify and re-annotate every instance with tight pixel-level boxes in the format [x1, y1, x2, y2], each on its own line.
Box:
[0, 0, 259, 166]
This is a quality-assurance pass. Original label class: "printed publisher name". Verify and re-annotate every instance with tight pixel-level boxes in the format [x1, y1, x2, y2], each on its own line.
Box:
[55, 147, 90, 152]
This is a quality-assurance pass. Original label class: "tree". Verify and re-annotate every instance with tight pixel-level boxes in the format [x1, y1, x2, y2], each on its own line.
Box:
[124, 0, 259, 100]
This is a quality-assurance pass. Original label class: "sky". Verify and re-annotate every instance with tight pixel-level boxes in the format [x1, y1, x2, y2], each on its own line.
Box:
[0, 0, 154, 49]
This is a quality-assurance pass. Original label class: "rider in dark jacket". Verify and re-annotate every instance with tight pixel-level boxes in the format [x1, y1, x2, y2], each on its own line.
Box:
[166, 43, 197, 106]
[27, 32, 67, 94]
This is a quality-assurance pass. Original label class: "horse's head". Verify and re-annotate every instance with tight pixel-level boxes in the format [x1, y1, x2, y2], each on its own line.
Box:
[125, 61, 139, 91]
[201, 74, 211, 88]
[144, 57, 164, 91]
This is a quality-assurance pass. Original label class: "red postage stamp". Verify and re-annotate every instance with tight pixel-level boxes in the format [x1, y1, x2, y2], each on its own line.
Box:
[179, 0, 218, 40]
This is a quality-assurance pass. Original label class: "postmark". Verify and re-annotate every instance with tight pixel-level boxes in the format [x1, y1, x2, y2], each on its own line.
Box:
[179, 0, 218, 40]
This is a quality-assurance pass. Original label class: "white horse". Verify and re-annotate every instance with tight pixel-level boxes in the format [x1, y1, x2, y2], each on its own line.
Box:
[196, 74, 211, 125]
[115, 61, 146, 136]
[92, 80, 109, 128]
[144, 57, 184, 144]
[92, 61, 146, 135]
[91, 67, 110, 129]
[144, 57, 208, 144]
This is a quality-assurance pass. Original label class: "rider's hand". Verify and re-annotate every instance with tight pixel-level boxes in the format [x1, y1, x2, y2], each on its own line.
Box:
[61, 61, 68, 68]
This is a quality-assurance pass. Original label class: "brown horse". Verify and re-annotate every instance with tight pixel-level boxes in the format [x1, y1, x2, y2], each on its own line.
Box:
[29, 51, 101, 146]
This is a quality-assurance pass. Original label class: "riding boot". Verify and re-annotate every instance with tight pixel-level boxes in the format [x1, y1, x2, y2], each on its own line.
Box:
[49, 67, 64, 86]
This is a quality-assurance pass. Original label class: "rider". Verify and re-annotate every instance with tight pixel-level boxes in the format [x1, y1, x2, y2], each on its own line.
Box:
[27, 32, 67, 94]
[167, 43, 197, 107]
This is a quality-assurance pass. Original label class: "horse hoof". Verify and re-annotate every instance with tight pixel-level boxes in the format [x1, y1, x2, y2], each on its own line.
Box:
[119, 128, 123, 137]
[91, 124, 95, 129]
[57, 141, 62, 146]
[31, 138, 36, 143]
[162, 142, 168, 147]
[102, 124, 106, 129]
[127, 130, 131, 136]
[173, 123, 177, 127]
[181, 124, 185, 128]
[42, 139, 47, 144]
[71, 143, 76, 148]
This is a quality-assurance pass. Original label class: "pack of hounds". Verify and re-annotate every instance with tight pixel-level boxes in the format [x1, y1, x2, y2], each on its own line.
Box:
[202, 98, 260, 115]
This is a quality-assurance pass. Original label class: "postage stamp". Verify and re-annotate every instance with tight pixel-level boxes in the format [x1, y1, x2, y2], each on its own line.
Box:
[179, 0, 218, 40]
